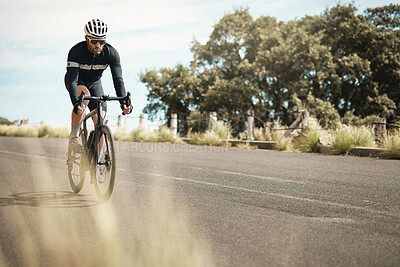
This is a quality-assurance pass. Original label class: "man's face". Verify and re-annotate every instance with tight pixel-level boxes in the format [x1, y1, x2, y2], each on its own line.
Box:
[86, 36, 106, 55]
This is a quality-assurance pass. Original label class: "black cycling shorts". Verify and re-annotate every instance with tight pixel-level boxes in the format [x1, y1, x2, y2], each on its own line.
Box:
[77, 79, 107, 112]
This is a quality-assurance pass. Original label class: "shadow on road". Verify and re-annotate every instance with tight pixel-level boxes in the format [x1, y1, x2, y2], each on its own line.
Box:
[0, 191, 99, 208]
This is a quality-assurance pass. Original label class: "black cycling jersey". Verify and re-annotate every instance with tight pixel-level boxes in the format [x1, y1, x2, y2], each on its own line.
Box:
[64, 41, 127, 107]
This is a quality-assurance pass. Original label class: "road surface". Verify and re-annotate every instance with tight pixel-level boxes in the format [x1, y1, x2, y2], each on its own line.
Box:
[0, 136, 399, 266]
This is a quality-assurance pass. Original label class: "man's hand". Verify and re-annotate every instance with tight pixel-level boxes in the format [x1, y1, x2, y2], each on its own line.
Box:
[122, 104, 132, 115]
[74, 103, 86, 115]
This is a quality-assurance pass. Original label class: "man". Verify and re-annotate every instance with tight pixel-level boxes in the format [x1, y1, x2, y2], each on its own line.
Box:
[65, 19, 132, 151]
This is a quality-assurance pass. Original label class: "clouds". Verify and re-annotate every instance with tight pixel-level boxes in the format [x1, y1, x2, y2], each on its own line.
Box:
[0, 0, 202, 39]
[0, 0, 396, 125]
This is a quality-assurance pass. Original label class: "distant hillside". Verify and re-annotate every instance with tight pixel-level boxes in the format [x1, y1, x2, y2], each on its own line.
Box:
[0, 117, 16, 125]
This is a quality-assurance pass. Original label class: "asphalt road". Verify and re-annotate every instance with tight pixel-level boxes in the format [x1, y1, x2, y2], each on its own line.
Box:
[0, 136, 399, 266]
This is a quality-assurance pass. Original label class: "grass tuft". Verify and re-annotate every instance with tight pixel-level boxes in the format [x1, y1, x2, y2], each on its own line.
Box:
[294, 128, 321, 153]
[234, 142, 257, 150]
[157, 126, 175, 143]
[212, 121, 231, 140]
[329, 127, 355, 155]
[329, 125, 376, 155]
[381, 129, 400, 159]
[275, 135, 294, 152]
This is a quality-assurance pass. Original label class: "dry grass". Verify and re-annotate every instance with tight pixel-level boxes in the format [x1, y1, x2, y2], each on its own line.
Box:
[186, 121, 232, 147]
[114, 126, 183, 144]
[381, 129, 400, 159]
[234, 142, 257, 150]
[275, 135, 294, 152]
[0, 124, 69, 138]
[328, 125, 376, 155]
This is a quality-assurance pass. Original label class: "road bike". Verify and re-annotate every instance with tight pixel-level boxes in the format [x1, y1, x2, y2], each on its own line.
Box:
[66, 91, 131, 201]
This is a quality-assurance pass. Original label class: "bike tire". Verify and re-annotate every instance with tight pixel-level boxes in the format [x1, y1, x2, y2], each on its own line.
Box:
[92, 125, 116, 201]
[67, 131, 86, 193]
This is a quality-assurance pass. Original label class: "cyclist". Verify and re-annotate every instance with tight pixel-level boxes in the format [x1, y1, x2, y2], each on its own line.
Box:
[65, 19, 132, 151]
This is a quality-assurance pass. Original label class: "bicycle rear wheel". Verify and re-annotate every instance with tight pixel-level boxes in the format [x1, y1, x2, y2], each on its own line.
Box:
[67, 131, 86, 193]
[92, 125, 116, 201]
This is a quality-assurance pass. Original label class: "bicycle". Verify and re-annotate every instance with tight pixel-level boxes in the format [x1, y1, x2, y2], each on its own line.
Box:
[66, 91, 131, 201]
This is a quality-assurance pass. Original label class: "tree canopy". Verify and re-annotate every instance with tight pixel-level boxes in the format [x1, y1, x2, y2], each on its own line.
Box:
[140, 4, 400, 135]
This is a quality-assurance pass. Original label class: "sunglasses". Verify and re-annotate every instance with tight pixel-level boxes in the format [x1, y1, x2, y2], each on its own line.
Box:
[87, 37, 106, 45]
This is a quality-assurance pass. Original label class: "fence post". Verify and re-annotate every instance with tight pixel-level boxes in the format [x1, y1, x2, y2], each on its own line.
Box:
[247, 110, 255, 141]
[301, 110, 309, 129]
[284, 113, 302, 137]
[170, 113, 178, 138]
[377, 117, 387, 141]
[208, 112, 217, 132]
[117, 115, 123, 128]
[20, 119, 29, 125]
[139, 113, 145, 129]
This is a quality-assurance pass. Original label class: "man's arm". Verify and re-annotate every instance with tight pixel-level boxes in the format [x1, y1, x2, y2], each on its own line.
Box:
[109, 47, 132, 114]
[64, 48, 80, 106]
[109, 48, 126, 98]
[64, 66, 79, 106]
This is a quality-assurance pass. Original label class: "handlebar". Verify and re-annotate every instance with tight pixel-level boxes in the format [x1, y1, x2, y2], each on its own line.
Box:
[77, 91, 132, 115]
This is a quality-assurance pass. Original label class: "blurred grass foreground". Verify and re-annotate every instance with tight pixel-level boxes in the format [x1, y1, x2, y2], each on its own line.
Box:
[0, 123, 69, 138]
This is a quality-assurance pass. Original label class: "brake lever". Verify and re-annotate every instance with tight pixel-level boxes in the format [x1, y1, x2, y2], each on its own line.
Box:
[79, 91, 85, 108]
[122, 92, 131, 115]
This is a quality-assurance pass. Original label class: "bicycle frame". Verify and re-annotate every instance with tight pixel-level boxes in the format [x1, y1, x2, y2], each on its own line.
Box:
[78, 91, 131, 165]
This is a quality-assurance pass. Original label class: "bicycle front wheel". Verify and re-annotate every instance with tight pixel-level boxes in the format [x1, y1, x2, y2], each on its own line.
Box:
[67, 131, 86, 193]
[92, 125, 116, 201]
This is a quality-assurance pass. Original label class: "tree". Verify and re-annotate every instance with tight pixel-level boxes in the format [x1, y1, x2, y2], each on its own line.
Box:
[365, 5, 400, 120]
[319, 4, 398, 118]
[140, 4, 400, 136]
[191, 8, 260, 134]
[140, 65, 200, 124]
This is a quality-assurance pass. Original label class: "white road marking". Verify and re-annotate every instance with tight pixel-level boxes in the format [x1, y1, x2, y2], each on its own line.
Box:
[1, 149, 396, 219]
[119, 169, 399, 218]
[216, 170, 305, 184]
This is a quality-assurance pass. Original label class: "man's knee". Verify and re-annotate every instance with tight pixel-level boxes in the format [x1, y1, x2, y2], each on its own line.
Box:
[77, 85, 91, 107]
[78, 85, 90, 96]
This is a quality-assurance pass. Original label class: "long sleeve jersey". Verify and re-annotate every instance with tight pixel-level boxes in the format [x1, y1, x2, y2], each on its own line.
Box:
[64, 41, 126, 105]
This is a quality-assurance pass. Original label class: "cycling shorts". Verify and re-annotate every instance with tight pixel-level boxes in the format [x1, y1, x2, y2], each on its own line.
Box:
[77, 79, 107, 112]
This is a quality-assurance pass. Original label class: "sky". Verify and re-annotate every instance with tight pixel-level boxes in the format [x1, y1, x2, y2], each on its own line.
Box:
[0, 0, 398, 129]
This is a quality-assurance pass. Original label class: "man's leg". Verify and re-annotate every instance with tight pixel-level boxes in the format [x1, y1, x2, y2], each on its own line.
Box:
[69, 85, 91, 151]
[86, 80, 107, 158]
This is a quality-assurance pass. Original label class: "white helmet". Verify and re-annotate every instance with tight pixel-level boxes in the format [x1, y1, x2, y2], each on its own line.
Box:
[84, 19, 108, 38]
